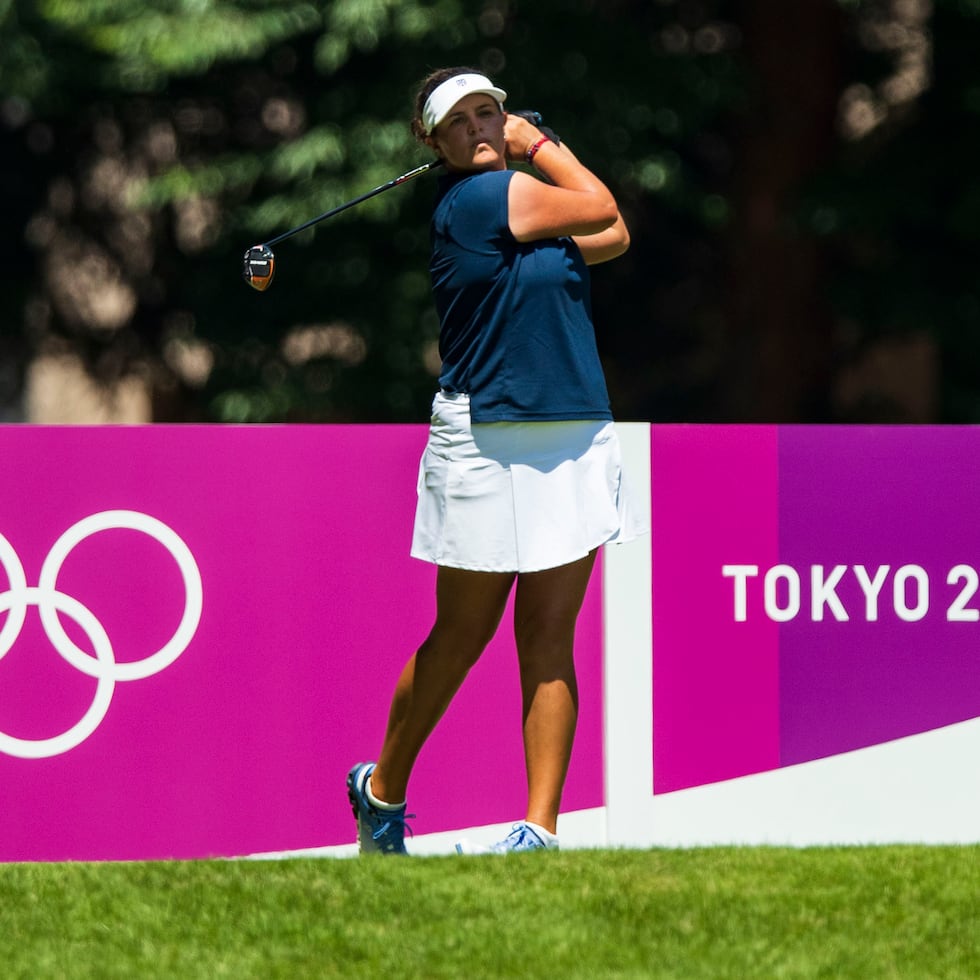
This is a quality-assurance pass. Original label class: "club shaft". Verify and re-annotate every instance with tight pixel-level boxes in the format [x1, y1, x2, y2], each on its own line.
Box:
[264, 160, 443, 248]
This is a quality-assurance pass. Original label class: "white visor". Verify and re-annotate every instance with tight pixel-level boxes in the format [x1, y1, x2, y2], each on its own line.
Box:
[422, 73, 507, 133]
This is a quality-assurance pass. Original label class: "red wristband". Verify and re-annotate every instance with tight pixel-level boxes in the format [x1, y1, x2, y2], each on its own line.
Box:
[525, 136, 551, 165]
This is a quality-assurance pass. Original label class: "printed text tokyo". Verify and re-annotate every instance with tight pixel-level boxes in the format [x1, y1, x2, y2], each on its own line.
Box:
[722, 564, 980, 623]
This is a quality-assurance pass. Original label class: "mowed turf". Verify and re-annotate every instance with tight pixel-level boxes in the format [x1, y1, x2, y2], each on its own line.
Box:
[1, 846, 977, 978]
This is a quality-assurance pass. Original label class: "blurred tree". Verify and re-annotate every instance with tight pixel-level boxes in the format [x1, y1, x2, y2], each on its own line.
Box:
[797, 0, 963, 423]
[0, 0, 740, 422]
[0, 0, 972, 423]
[720, 0, 845, 422]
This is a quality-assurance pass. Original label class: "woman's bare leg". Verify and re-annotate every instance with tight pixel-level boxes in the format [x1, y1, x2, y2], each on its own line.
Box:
[369, 565, 515, 804]
[513, 551, 598, 834]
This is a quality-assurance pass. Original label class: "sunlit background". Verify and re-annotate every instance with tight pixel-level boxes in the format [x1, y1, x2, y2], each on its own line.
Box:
[2, 0, 970, 425]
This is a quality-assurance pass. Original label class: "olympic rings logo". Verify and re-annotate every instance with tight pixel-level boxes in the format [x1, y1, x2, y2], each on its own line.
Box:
[0, 511, 202, 759]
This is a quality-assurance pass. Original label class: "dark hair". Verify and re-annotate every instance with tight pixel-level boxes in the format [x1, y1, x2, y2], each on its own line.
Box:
[410, 66, 486, 141]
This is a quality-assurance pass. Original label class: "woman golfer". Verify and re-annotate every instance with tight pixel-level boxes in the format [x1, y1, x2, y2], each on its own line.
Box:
[348, 67, 645, 854]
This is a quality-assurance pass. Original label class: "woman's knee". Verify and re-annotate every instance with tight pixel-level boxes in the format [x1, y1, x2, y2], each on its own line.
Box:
[513, 587, 588, 652]
[514, 584, 583, 662]
[426, 566, 514, 666]
[419, 617, 496, 671]
[514, 609, 577, 662]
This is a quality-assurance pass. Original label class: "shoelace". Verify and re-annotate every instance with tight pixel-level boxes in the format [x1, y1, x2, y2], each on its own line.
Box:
[371, 811, 416, 843]
[491, 823, 543, 852]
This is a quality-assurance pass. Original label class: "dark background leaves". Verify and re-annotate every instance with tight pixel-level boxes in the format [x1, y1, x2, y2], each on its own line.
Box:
[1, 0, 968, 424]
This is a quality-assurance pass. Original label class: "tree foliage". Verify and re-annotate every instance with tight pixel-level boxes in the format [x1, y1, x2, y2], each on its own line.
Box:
[0, 0, 975, 423]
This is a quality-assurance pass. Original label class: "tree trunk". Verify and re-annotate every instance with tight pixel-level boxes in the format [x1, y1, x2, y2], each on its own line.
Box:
[723, 0, 845, 421]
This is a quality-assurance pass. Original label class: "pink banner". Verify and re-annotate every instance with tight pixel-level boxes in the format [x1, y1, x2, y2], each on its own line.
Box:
[651, 425, 780, 793]
[651, 424, 980, 795]
[0, 426, 604, 861]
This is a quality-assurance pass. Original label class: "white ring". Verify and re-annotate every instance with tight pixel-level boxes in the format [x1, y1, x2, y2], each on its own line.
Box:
[0, 587, 116, 760]
[0, 531, 27, 661]
[37, 510, 203, 682]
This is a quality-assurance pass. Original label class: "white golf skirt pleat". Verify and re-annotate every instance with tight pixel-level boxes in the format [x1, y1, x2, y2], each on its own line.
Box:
[411, 391, 646, 573]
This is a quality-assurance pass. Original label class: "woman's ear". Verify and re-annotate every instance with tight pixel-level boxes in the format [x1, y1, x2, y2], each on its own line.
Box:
[423, 133, 443, 161]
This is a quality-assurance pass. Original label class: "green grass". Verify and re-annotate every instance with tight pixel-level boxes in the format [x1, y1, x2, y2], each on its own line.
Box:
[0, 846, 977, 978]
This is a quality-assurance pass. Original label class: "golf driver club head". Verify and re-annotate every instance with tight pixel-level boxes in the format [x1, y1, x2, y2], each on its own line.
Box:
[243, 244, 275, 291]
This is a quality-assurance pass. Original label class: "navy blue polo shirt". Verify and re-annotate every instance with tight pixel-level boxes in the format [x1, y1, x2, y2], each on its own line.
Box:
[430, 169, 612, 423]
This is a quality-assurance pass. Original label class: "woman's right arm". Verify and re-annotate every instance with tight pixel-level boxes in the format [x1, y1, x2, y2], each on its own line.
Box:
[504, 116, 628, 262]
[504, 115, 622, 242]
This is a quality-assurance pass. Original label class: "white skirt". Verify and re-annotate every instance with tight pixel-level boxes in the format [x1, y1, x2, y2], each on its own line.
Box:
[411, 391, 647, 573]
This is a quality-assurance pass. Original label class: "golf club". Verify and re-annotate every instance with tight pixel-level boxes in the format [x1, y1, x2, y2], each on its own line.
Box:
[242, 111, 559, 292]
[242, 159, 444, 291]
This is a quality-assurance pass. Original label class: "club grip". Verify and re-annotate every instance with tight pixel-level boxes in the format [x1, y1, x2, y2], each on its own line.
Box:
[510, 109, 561, 146]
